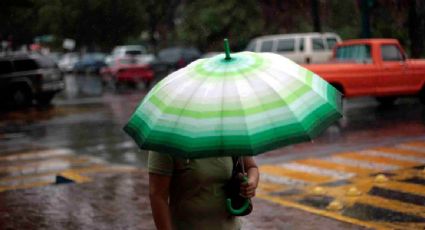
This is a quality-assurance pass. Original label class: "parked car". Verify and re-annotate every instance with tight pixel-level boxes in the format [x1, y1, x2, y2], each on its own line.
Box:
[58, 52, 79, 73]
[0, 53, 64, 107]
[110, 45, 155, 64]
[73, 52, 107, 74]
[100, 57, 154, 88]
[151, 46, 201, 79]
[245, 32, 342, 64]
[303, 38, 425, 105]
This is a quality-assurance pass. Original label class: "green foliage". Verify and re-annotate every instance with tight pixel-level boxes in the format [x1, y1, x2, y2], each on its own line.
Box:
[177, 0, 264, 51]
[1, 0, 424, 57]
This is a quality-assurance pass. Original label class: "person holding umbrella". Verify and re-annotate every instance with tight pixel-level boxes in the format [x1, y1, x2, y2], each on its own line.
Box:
[148, 152, 258, 229]
[124, 39, 342, 229]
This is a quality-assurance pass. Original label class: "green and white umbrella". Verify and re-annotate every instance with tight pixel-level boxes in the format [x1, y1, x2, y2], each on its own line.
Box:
[124, 39, 342, 159]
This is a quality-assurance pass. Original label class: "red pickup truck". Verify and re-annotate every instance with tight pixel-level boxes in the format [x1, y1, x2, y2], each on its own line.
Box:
[303, 39, 425, 105]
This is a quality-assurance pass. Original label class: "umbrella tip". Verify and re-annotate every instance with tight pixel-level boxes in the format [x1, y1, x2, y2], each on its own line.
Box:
[224, 38, 231, 60]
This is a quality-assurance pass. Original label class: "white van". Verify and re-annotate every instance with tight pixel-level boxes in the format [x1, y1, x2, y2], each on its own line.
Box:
[245, 33, 342, 64]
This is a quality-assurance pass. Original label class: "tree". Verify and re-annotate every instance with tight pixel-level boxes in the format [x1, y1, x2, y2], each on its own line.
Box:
[177, 0, 264, 51]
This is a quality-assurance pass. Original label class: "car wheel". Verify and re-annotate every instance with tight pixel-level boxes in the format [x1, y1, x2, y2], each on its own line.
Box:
[36, 92, 55, 106]
[376, 97, 396, 107]
[10, 86, 32, 108]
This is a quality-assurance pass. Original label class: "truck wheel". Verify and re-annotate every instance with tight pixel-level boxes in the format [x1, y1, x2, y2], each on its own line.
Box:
[10, 86, 32, 108]
[36, 93, 55, 106]
[376, 97, 396, 107]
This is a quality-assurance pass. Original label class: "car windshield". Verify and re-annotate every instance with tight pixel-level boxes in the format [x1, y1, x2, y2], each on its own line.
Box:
[335, 44, 372, 63]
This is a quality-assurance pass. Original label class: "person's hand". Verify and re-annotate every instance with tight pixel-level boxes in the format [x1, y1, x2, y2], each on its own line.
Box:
[239, 173, 257, 198]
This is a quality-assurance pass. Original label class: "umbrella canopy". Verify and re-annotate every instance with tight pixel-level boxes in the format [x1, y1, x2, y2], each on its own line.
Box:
[124, 40, 342, 159]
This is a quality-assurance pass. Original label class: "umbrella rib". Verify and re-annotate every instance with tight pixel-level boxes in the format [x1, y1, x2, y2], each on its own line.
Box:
[138, 68, 190, 146]
[164, 69, 212, 156]
[237, 65, 290, 154]
[259, 66, 311, 139]
[264, 60, 341, 139]
[229, 66, 255, 156]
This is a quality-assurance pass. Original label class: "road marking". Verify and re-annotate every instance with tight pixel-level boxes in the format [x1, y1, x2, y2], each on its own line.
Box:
[395, 143, 425, 153]
[294, 158, 374, 175]
[372, 146, 425, 158]
[0, 147, 139, 193]
[279, 162, 354, 180]
[336, 152, 417, 167]
[359, 150, 425, 163]
[0, 181, 53, 193]
[257, 140, 425, 230]
[322, 156, 398, 170]
[0, 157, 90, 174]
[378, 181, 425, 197]
[257, 193, 385, 230]
[261, 165, 333, 183]
[0, 148, 73, 162]
[260, 174, 309, 186]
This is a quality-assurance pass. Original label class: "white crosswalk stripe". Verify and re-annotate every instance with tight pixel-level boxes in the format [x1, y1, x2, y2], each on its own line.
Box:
[395, 144, 425, 153]
[261, 174, 309, 186]
[359, 150, 425, 163]
[279, 162, 355, 180]
[322, 156, 399, 171]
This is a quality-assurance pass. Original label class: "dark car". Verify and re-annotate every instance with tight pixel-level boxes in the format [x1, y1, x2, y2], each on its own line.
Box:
[73, 53, 106, 74]
[151, 46, 201, 79]
[0, 53, 64, 107]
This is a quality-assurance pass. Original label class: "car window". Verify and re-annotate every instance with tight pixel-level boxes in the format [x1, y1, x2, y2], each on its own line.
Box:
[312, 38, 325, 51]
[381, 45, 403, 61]
[13, 59, 39, 71]
[125, 50, 143, 55]
[299, 38, 304, 52]
[326, 37, 338, 49]
[276, 39, 295, 52]
[260, 40, 273, 52]
[335, 44, 372, 62]
[0, 60, 13, 74]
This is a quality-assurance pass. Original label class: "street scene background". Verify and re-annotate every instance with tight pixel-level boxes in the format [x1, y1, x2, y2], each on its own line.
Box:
[1, 1, 425, 229]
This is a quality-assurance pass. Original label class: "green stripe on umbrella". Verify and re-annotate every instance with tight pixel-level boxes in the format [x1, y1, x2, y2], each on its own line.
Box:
[124, 40, 342, 159]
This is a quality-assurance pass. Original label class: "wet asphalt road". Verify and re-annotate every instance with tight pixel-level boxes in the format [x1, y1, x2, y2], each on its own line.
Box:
[1, 74, 424, 230]
[0, 73, 424, 166]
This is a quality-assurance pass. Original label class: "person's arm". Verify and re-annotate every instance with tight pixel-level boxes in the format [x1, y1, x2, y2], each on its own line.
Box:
[240, 157, 259, 198]
[149, 173, 172, 230]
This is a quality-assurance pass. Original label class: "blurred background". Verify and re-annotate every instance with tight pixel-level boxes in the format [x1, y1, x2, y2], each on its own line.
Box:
[1, 0, 425, 56]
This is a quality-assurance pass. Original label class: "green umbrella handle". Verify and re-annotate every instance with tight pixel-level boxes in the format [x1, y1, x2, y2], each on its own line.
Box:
[225, 175, 250, 215]
[226, 197, 250, 215]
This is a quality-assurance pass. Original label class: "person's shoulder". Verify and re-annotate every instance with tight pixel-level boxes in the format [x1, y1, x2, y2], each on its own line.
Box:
[148, 151, 174, 175]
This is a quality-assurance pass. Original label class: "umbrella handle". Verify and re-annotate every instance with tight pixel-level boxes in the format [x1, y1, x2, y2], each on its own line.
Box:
[225, 197, 250, 215]
[225, 175, 250, 215]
